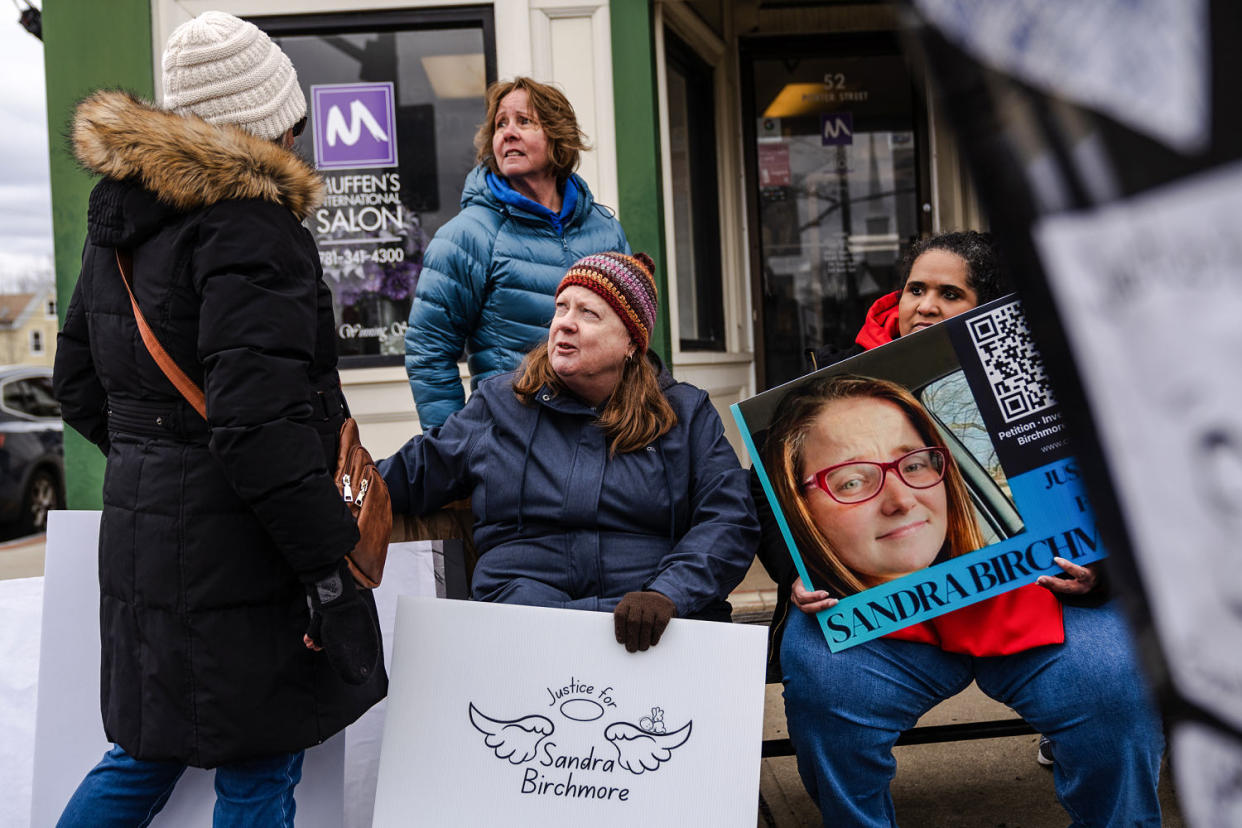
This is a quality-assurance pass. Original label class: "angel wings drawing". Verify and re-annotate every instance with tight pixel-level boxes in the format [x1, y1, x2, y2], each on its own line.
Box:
[603, 720, 692, 774]
[468, 703, 554, 764]
[469, 703, 693, 775]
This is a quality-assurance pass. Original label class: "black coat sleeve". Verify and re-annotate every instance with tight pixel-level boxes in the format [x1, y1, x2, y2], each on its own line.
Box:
[192, 200, 358, 581]
[378, 385, 492, 518]
[53, 254, 110, 454]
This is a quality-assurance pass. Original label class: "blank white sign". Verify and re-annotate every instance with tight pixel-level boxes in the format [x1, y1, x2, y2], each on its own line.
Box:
[28, 513, 443, 826]
[29, 510, 346, 826]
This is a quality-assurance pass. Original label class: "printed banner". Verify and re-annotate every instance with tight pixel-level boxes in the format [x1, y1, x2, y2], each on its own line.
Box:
[373, 597, 767, 827]
[733, 297, 1105, 650]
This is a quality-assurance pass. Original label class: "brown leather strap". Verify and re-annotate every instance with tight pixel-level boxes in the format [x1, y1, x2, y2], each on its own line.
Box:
[115, 249, 207, 420]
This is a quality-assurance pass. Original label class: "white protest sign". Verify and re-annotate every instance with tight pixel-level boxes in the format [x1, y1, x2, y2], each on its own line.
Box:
[913, 0, 1209, 153]
[344, 540, 441, 828]
[373, 597, 767, 827]
[1034, 161, 1242, 732]
[29, 511, 346, 825]
[1171, 721, 1242, 826]
[29, 512, 442, 826]
[1, 576, 41, 828]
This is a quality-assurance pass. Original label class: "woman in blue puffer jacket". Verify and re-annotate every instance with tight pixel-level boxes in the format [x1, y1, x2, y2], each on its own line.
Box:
[384, 252, 758, 652]
[405, 77, 629, 429]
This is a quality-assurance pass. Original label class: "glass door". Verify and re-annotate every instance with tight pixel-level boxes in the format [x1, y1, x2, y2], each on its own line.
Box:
[742, 34, 929, 389]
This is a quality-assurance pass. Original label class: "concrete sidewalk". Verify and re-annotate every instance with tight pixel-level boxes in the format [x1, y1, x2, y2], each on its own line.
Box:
[0, 532, 44, 581]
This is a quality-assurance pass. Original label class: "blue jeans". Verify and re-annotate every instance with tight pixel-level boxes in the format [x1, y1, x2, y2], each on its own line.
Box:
[57, 744, 304, 827]
[781, 601, 1164, 827]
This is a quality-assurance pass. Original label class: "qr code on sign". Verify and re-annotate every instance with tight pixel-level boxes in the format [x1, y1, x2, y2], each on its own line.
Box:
[966, 302, 1056, 423]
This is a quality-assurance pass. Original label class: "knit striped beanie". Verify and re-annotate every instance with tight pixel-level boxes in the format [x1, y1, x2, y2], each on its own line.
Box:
[557, 252, 659, 351]
[162, 11, 306, 142]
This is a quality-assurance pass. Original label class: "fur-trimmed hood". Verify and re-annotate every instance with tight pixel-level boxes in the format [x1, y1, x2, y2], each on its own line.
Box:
[73, 90, 322, 220]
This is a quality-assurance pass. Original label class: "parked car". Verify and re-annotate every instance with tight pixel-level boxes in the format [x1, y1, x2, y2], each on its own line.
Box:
[0, 365, 64, 534]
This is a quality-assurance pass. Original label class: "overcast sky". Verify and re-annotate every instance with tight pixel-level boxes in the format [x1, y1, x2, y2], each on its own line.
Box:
[0, 8, 53, 290]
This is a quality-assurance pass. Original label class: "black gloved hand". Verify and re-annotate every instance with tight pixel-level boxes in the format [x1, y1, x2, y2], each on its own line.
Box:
[613, 590, 678, 653]
[304, 560, 380, 685]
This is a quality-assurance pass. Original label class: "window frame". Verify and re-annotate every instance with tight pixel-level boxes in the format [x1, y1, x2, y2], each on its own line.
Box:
[663, 28, 726, 353]
[739, 30, 934, 390]
[254, 6, 498, 369]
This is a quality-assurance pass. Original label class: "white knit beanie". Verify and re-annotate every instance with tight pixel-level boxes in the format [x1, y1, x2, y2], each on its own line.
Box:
[162, 11, 305, 141]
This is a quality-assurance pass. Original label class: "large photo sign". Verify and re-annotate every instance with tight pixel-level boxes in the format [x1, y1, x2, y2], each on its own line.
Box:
[373, 597, 767, 827]
[734, 297, 1105, 651]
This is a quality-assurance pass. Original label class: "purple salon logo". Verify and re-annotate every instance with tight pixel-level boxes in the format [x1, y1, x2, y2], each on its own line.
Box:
[821, 112, 853, 146]
[311, 82, 398, 170]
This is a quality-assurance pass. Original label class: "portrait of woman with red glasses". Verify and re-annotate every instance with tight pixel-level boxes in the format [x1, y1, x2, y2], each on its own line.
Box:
[760, 372, 1164, 827]
[765, 374, 979, 595]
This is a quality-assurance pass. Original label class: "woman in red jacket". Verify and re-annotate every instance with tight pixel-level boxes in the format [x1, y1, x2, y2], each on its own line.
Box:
[758, 233, 1163, 826]
[760, 231, 1020, 663]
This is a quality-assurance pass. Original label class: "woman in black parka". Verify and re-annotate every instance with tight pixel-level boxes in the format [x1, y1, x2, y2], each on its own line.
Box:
[52, 12, 385, 824]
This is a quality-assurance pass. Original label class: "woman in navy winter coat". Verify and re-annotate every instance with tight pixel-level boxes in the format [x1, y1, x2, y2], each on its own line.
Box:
[405, 77, 629, 429]
[384, 252, 758, 651]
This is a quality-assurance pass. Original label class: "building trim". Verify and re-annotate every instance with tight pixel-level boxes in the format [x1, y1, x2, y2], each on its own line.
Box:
[46, 0, 155, 509]
[609, 0, 671, 363]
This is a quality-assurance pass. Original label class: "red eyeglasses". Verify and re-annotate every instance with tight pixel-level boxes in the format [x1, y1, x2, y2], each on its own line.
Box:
[803, 447, 947, 504]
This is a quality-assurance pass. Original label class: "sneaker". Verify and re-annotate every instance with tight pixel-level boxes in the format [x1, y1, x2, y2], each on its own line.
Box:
[1037, 735, 1055, 767]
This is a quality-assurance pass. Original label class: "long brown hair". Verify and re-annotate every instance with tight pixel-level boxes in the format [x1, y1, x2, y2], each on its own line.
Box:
[474, 77, 589, 183]
[513, 343, 677, 455]
[763, 374, 984, 596]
